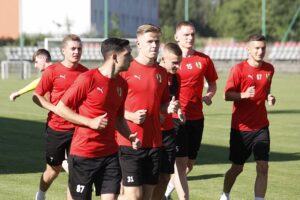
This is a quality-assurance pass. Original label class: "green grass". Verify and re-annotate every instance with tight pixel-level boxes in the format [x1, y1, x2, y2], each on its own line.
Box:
[0, 73, 300, 199]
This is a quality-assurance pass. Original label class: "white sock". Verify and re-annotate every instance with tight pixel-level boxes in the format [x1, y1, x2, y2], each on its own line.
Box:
[255, 197, 264, 200]
[164, 182, 175, 197]
[62, 160, 69, 173]
[220, 192, 230, 200]
[35, 190, 46, 200]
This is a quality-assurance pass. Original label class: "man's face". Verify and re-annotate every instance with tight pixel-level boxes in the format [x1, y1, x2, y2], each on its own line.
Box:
[62, 40, 82, 63]
[137, 32, 160, 59]
[247, 40, 266, 62]
[117, 46, 133, 72]
[175, 25, 195, 49]
[34, 55, 47, 72]
[161, 51, 182, 74]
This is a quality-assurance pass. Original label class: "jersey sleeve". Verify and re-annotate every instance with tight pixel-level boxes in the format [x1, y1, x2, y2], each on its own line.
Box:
[18, 78, 41, 95]
[61, 73, 89, 109]
[204, 57, 218, 82]
[35, 68, 53, 96]
[224, 65, 241, 93]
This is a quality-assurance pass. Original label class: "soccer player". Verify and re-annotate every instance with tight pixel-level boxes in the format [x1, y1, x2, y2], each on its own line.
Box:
[165, 21, 218, 200]
[220, 34, 276, 200]
[56, 38, 140, 200]
[152, 43, 185, 200]
[9, 49, 52, 101]
[33, 34, 88, 200]
[116, 24, 179, 200]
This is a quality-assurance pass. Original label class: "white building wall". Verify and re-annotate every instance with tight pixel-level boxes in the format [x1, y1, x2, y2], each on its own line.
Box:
[22, 0, 91, 35]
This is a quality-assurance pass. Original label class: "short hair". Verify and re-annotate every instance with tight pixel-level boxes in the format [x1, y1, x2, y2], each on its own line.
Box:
[32, 49, 51, 62]
[163, 43, 182, 57]
[61, 34, 82, 48]
[176, 21, 195, 32]
[247, 34, 266, 42]
[136, 24, 161, 37]
[101, 38, 130, 60]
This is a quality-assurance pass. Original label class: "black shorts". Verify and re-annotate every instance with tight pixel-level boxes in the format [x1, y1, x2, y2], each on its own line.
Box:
[161, 129, 176, 174]
[229, 127, 270, 165]
[119, 146, 161, 186]
[174, 119, 204, 160]
[68, 153, 121, 200]
[45, 126, 74, 166]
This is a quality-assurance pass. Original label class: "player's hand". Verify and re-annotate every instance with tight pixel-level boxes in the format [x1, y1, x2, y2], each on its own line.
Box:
[177, 109, 186, 124]
[132, 109, 147, 124]
[267, 94, 276, 106]
[9, 92, 20, 101]
[167, 96, 180, 114]
[202, 95, 212, 106]
[88, 113, 108, 130]
[129, 132, 140, 150]
[242, 86, 255, 99]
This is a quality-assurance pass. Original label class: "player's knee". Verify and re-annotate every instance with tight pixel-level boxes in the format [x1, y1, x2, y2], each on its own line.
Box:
[230, 164, 243, 175]
[256, 162, 268, 175]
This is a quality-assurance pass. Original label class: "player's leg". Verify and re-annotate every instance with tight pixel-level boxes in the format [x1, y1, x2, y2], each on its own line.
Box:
[253, 127, 270, 199]
[153, 129, 176, 200]
[220, 128, 253, 200]
[98, 152, 121, 200]
[119, 146, 144, 200]
[142, 148, 161, 200]
[173, 156, 189, 200]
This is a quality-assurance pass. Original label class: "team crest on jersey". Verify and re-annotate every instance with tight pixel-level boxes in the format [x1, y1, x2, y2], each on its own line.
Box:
[266, 73, 271, 81]
[156, 73, 162, 83]
[117, 87, 122, 97]
[195, 61, 202, 69]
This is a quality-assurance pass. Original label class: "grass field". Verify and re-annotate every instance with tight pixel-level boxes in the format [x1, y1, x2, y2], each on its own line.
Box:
[0, 73, 299, 200]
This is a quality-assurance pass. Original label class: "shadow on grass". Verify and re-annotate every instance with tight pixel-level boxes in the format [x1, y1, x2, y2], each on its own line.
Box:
[188, 173, 224, 181]
[1, 117, 300, 175]
[194, 144, 300, 165]
[0, 117, 45, 174]
[268, 109, 300, 114]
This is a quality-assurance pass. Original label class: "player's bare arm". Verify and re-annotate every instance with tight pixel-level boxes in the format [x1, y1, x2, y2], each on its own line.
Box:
[115, 116, 141, 149]
[224, 86, 255, 101]
[202, 81, 217, 105]
[32, 92, 56, 112]
[124, 109, 147, 124]
[56, 101, 108, 130]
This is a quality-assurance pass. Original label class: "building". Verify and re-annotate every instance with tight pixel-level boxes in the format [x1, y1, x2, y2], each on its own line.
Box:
[0, 0, 159, 38]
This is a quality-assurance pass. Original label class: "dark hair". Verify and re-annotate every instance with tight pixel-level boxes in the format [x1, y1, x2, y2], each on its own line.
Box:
[101, 38, 130, 60]
[32, 49, 51, 62]
[247, 34, 266, 42]
[176, 21, 195, 32]
[163, 43, 182, 57]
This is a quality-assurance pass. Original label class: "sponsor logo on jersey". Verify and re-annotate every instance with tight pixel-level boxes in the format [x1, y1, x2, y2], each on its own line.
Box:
[133, 74, 141, 80]
[96, 87, 104, 93]
[59, 74, 66, 79]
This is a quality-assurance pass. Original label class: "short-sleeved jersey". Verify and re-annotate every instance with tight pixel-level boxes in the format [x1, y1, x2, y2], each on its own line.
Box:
[35, 62, 88, 131]
[174, 51, 218, 120]
[116, 60, 170, 148]
[61, 69, 128, 158]
[161, 73, 179, 131]
[224, 60, 274, 131]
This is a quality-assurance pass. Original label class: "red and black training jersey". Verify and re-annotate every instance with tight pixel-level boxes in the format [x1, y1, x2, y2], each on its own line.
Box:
[174, 51, 218, 120]
[116, 60, 170, 148]
[35, 62, 88, 131]
[61, 69, 128, 158]
[224, 60, 274, 131]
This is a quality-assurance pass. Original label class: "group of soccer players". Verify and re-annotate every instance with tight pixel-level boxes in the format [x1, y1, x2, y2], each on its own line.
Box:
[10, 21, 276, 200]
